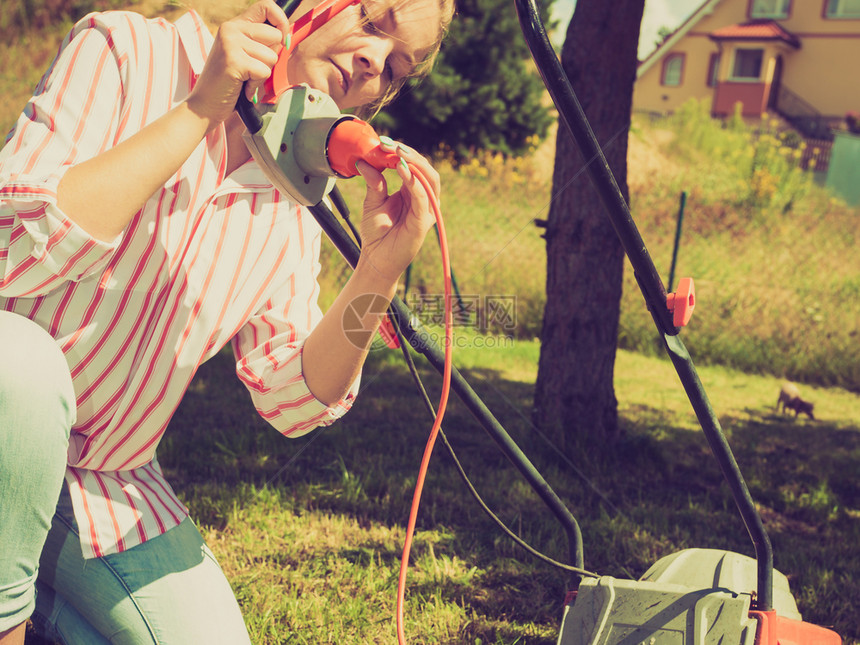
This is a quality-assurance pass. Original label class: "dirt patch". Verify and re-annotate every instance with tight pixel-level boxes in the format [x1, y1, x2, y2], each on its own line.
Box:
[756, 503, 818, 536]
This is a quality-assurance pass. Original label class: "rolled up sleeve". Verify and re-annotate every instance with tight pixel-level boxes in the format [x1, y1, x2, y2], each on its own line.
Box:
[231, 224, 359, 437]
[0, 178, 121, 297]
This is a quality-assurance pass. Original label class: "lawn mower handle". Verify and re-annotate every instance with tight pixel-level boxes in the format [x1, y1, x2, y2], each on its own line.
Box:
[513, 0, 775, 611]
[233, 0, 771, 612]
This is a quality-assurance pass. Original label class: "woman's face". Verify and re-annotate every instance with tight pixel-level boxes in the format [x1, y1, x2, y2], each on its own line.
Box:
[286, 0, 443, 110]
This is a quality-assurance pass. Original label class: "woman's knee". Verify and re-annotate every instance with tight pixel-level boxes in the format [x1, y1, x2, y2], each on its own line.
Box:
[0, 311, 76, 441]
[0, 313, 74, 641]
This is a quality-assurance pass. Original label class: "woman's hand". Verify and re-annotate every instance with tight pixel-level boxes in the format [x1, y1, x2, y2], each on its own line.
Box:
[186, 0, 290, 130]
[355, 142, 441, 284]
[302, 142, 440, 405]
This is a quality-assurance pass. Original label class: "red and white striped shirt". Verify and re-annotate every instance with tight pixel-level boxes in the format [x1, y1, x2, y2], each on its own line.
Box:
[0, 10, 358, 559]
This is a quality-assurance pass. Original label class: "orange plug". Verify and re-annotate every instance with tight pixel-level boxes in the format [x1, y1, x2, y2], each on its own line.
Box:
[327, 118, 400, 178]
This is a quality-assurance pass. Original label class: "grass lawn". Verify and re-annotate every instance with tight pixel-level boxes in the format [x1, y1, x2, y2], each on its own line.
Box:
[155, 333, 860, 643]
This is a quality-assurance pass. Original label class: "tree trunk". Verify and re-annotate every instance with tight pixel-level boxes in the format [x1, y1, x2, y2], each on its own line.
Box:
[532, 0, 645, 450]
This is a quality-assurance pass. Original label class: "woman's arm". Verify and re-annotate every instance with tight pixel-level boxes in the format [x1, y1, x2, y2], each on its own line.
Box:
[302, 143, 440, 405]
[56, 1, 290, 242]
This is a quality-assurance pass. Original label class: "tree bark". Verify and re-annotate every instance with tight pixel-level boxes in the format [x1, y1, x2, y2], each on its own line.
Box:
[532, 0, 645, 450]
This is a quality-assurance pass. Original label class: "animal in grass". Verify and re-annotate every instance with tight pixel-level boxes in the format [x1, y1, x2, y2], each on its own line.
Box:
[775, 382, 815, 420]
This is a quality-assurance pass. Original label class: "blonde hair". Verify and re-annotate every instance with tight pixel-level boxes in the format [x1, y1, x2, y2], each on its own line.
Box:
[358, 0, 455, 117]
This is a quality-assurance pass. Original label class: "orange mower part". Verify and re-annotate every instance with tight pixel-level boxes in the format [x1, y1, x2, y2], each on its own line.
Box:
[750, 610, 842, 645]
[666, 276, 696, 327]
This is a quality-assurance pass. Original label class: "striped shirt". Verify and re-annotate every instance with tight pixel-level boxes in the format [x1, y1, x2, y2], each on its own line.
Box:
[0, 10, 358, 559]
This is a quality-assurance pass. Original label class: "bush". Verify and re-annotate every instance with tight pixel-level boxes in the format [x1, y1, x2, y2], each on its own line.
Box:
[663, 99, 819, 215]
[376, 0, 555, 164]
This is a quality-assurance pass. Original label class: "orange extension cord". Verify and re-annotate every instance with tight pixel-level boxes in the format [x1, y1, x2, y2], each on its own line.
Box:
[395, 163, 453, 645]
[260, 3, 455, 636]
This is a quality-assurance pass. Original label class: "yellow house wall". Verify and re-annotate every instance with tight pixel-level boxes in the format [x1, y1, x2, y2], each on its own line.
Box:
[776, 0, 860, 116]
[633, 33, 716, 114]
[634, 0, 747, 115]
[781, 37, 860, 117]
[633, 0, 860, 118]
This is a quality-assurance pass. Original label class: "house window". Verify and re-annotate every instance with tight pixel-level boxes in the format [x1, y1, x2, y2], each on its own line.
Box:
[731, 48, 764, 80]
[751, 0, 791, 18]
[826, 0, 860, 17]
[661, 54, 684, 86]
[707, 53, 721, 87]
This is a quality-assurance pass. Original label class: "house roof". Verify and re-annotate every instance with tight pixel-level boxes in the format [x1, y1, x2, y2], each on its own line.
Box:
[637, 0, 808, 79]
[710, 19, 801, 48]
[637, 0, 723, 79]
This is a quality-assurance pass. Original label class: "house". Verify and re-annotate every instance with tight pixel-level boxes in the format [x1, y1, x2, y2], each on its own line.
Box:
[633, 0, 860, 140]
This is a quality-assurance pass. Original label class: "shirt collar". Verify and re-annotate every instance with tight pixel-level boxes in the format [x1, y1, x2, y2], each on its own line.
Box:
[175, 10, 213, 77]
[217, 160, 283, 196]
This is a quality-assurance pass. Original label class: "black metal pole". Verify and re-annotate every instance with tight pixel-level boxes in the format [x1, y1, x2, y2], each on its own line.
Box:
[308, 202, 585, 578]
[661, 333, 773, 609]
[667, 191, 687, 292]
[513, 0, 773, 610]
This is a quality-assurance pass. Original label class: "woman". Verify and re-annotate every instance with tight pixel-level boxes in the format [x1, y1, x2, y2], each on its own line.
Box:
[0, 0, 453, 642]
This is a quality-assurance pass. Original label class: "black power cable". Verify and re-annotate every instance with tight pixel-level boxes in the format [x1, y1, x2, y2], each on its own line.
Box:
[386, 310, 599, 579]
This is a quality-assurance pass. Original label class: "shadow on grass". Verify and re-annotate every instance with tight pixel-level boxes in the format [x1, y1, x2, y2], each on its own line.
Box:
[156, 348, 860, 644]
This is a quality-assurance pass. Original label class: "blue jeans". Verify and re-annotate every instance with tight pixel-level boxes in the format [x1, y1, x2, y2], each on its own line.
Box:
[0, 311, 252, 644]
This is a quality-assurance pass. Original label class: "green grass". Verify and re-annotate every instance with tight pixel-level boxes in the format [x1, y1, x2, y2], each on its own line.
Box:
[325, 100, 860, 393]
[152, 340, 860, 644]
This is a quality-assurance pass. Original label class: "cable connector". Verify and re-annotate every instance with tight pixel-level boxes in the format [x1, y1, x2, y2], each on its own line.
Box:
[242, 89, 402, 205]
[242, 85, 342, 205]
[327, 118, 400, 178]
